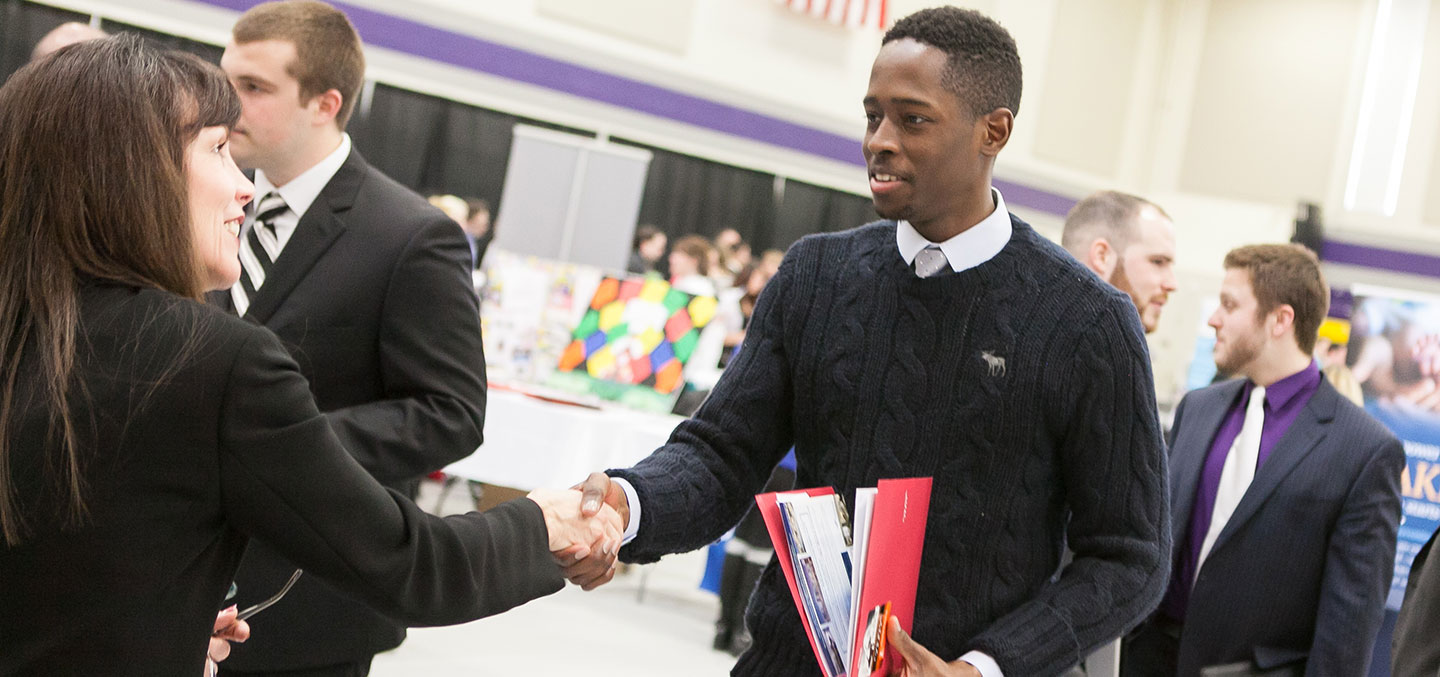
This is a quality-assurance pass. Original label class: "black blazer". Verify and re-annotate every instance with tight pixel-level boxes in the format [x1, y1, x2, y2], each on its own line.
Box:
[0, 284, 560, 676]
[1167, 378, 1404, 676]
[209, 148, 490, 667]
[1393, 527, 1440, 676]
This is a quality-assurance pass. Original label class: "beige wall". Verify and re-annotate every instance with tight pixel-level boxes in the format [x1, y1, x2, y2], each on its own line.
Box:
[535, 0, 695, 54]
[64, 0, 1440, 240]
[1177, 0, 1363, 205]
[1031, 0, 1148, 178]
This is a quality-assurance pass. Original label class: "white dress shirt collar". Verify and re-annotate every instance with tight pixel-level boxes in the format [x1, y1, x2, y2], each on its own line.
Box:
[895, 187, 1012, 273]
[251, 133, 352, 222]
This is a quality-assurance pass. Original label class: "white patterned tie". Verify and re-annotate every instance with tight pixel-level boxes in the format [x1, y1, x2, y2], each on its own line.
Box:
[1196, 384, 1267, 577]
[914, 245, 949, 278]
[231, 192, 288, 316]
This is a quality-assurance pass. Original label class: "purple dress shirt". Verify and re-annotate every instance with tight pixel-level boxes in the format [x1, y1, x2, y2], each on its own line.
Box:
[1159, 361, 1323, 622]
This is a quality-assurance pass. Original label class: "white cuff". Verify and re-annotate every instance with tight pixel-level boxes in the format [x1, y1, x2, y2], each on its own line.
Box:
[960, 651, 1003, 677]
[611, 477, 641, 545]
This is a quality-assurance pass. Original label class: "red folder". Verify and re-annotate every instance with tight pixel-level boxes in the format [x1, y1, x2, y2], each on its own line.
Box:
[757, 477, 932, 677]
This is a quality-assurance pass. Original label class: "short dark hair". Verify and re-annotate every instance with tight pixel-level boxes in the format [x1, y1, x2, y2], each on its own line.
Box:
[233, 1, 365, 129]
[671, 235, 714, 276]
[882, 7, 1023, 118]
[1061, 190, 1170, 256]
[464, 197, 489, 220]
[1224, 244, 1329, 354]
[633, 224, 664, 250]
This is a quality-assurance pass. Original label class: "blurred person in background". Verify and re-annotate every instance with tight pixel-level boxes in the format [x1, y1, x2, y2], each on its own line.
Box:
[628, 224, 667, 275]
[29, 20, 107, 61]
[707, 244, 733, 288]
[427, 193, 477, 267]
[718, 262, 776, 367]
[428, 193, 468, 223]
[464, 197, 493, 269]
[668, 234, 718, 298]
[1313, 321, 1364, 407]
[758, 248, 784, 278]
[715, 227, 753, 277]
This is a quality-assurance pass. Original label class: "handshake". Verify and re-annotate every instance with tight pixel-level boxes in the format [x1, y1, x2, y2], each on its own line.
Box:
[526, 473, 629, 590]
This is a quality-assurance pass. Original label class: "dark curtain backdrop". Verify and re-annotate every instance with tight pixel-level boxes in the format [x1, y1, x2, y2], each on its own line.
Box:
[348, 83, 593, 216]
[0, 0, 88, 83]
[773, 179, 876, 251]
[619, 139, 780, 251]
[1, 0, 874, 256]
[348, 84, 450, 192]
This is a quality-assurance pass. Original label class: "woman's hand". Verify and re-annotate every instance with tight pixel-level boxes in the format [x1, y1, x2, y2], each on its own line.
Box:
[527, 488, 623, 565]
[205, 605, 250, 676]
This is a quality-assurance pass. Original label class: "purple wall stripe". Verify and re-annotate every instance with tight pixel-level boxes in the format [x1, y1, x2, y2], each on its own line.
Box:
[1322, 240, 1440, 280]
[191, 0, 1080, 216]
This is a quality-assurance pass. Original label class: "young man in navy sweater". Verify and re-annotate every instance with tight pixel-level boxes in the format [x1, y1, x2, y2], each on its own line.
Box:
[568, 8, 1170, 676]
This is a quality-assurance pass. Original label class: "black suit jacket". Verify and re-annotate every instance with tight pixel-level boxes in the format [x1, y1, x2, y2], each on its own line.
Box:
[1393, 527, 1440, 676]
[1166, 378, 1403, 676]
[212, 148, 489, 668]
[0, 285, 559, 676]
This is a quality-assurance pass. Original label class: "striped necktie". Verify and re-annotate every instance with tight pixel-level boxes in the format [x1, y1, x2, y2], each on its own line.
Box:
[232, 192, 288, 316]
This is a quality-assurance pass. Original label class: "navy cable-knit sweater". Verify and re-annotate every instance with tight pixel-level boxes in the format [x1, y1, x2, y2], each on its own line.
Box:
[610, 216, 1170, 676]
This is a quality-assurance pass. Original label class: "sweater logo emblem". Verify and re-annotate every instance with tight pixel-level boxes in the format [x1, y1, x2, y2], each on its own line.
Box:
[981, 351, 1006, 377]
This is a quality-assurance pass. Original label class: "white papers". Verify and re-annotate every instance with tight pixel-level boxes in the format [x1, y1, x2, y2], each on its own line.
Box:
[776, 492, 855, 677]
[846, 487, 877, 667]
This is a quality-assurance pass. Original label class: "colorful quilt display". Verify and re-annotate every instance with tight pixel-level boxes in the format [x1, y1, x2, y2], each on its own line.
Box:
[556, 276, 718, 403]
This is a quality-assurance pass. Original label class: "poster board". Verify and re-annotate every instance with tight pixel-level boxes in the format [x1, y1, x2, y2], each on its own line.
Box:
[545, 275, 718, 414]
[478, 248, 602, 387]
[1344, 285, 1440, 609]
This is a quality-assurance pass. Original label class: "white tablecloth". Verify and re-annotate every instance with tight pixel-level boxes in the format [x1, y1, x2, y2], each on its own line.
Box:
[444, 388, 685, 490]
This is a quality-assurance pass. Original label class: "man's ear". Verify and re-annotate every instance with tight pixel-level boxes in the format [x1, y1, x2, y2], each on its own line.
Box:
[1088, 238, 1117, 279]
[309, 88, 343, 126]
[1270, 304, 1297, 340]
[977, 108, 1014, 157]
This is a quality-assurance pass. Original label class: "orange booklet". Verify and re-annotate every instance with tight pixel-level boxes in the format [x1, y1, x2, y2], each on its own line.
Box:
[756, 477, 932, 677]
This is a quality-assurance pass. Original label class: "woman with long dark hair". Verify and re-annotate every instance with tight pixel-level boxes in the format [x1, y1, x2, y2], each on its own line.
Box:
[0, 36, 620, 675]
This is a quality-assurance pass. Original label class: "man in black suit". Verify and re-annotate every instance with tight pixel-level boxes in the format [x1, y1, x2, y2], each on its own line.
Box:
[1122, 244, 1404, 676]
[212, 3, 487, 676]
[1394, 528, 1440, 675]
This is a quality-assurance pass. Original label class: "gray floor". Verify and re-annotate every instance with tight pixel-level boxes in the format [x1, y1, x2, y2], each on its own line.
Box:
[370, 481, 739, 676]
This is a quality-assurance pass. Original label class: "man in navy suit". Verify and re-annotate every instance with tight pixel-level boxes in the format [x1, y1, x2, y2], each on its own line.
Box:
[212, 2, 486, 676]
[1122, 244, 1404, 676]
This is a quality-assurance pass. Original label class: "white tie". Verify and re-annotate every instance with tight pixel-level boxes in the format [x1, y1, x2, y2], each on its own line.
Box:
[1196, 384, 1266, 577]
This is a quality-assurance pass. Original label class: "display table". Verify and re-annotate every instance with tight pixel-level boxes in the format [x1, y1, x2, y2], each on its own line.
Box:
[443, 386, 685, 490]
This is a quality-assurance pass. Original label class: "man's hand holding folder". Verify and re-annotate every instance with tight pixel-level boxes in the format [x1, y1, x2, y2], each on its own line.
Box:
[756, 477, 933, 677]
[884, 617, 982, 677]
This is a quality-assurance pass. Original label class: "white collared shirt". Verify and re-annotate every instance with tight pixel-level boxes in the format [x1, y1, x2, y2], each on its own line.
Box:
[246, 133, 353, 251]
[894, 187, 1011, 273]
